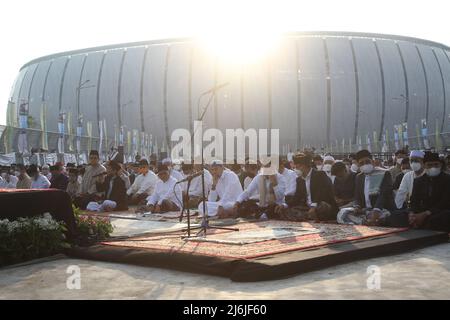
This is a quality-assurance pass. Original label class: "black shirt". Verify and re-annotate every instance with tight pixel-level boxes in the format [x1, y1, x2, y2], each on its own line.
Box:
[333, 172, 356, 200]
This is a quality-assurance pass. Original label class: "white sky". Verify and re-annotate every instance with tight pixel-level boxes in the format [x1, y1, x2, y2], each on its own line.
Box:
[1, 0, 449, 125]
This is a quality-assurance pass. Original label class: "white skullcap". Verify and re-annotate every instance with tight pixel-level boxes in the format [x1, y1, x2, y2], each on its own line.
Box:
[323, 155, 335, 162]
[162, 158, 172, 165]
[42, 165, 49, 169]
[409, 150, 424, 158]
[210, 159, 224, 167]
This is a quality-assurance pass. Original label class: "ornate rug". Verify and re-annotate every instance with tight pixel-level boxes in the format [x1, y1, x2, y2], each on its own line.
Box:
[102, 221, 408, 259]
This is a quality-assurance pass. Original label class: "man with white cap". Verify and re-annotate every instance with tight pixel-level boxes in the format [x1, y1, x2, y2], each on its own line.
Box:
[198, 159, 243, 218]
[395, 150, 425, 209]
[322, 155, 336, 181]
[235, 161, 287, 220]
[41, 164, 52, 181]
[161, 157, 184, 182]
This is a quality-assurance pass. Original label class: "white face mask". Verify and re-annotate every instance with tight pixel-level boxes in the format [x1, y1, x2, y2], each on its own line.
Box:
[15, 171, 20, 177]
[316, 164, 323, 171]
[295, 169, 302, 176]
[350, 164, 359, 172]
[402, 169, 411, 174]
[396, 158, 404, 165]
[322, 164, 332, 172]
[360, 164, 374, 174]
[410, 162, 422, 172]
[426, 167, 441, 177]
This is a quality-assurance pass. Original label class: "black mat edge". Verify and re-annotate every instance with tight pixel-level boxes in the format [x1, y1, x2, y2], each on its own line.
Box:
[67, 229, 448, 282]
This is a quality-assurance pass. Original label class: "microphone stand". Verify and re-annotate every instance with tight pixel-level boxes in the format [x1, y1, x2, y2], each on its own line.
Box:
[192, 88, 239, 239]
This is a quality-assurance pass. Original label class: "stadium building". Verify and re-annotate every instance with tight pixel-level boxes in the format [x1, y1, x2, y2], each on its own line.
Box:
[2, 31, 450, 162]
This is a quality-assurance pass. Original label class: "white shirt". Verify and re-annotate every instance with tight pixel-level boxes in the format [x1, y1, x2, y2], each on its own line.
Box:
[31, 174, 51, 189]
[170, 169, 184, 182]
[208, 169, 243, 206]
[127, 170, 158, 196]
[146, 176, 182, 208]
[0, 175, 18, 188]
[280, 168, 297, 196]
[183, 169, 213, 197]
[237, 173, 286, 206]
[395, 170, 425, 209]
[243, 175, 259, 200]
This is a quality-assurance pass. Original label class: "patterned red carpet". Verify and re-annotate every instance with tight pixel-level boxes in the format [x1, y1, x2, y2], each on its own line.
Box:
[101, 221, 408, 259]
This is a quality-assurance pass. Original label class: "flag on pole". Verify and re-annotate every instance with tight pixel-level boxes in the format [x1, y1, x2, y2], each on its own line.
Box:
[98, 120, 104, 157]
[415, 123, 421, 149]
[40, 103, 48, 151]
[394, 125, 400, 150]
[435, 118, 442, 151]
[421, 119, 430, 149]
[103, 119, 108, 157]
[127, 130, 132, 156]
[87, 121, 92, 152]
[67, 111, 74, 152]
[402, 122, 408, 147]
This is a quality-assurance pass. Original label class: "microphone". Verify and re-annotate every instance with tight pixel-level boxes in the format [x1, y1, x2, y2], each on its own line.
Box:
[175, 171, 203, 184]
[201, 82, 229, 95]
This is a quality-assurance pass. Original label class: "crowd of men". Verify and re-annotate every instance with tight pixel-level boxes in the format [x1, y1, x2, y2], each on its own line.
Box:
[1, 148, 450, 232]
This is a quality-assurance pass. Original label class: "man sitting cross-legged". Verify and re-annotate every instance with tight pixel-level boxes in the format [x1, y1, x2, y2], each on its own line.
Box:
[386, 151, 450, 232]
[86, 160, 128, 212]
[337, 149, 395, 226]
[181, 163, 213, 208]
[126, 159, 158, 205]
[279, 153, 338, 222]
[197, 159, 243, 219]
[234, 161, 287, 220]
[137, 165, 183, 214]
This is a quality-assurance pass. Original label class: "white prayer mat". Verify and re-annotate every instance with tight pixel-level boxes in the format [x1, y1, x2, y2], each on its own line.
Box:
[185, 225, 321, 245]
[110, 218, 200, 238]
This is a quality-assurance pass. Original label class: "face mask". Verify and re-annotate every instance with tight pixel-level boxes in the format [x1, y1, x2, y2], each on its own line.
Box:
[360, 164, 374, 174]
[410, 162, 422, 172]
[396, 158, 403, 165]
[173, 164, 181, 171]
[350, 164, 359, 172]
[295, 169, 302, 176]
[322, 164, 332, 172]
[15, 171, 20, 177]
[402, 169, 411, 174]
[316, 165, 323, 171]
[426, 167, 441, 177]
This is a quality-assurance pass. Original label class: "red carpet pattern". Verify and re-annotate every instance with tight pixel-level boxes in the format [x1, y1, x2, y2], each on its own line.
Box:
[102, 221, 408, 259]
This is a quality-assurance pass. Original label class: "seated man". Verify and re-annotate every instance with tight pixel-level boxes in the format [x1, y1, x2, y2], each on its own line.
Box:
[16, 164, 32, 189]
[74, 150, 106, 209]
[0, 167, 18, 189]
[282, 153, 338, 221]
[395, 150, 425, 209]
[87, 160, 128, 212]
[235, 162, 287, 220]
[393, 157, 411, 191]
[278, 157, 297, 203]
[390, 149, 408, 182]
[181, 163, 213, 208]
[331, 161, 356, 208]
[337, 149, 395, 226]
[126, 159, 158, 205]
[66, 168, 81, 200]
[322, 155, 336, 181]
[388, 152, 450, 232]
[49, 164, 69, 191]
[29, 164, 51, 189]
[198, 160, 243, 218]
[141, 165, 183, 213]
[162, 157, 184, 182]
